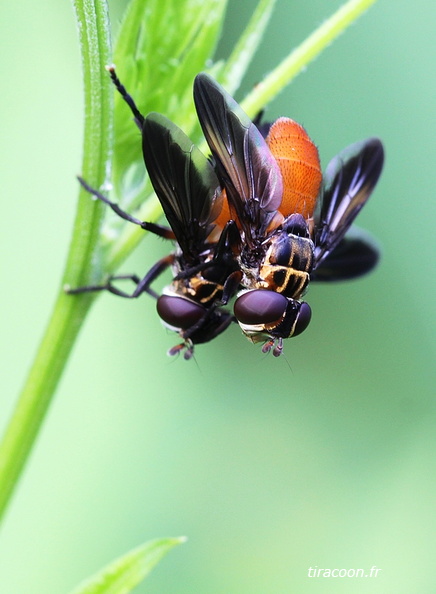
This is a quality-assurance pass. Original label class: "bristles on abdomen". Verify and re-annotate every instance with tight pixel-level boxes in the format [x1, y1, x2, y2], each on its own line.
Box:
[266, 117, 322, 219]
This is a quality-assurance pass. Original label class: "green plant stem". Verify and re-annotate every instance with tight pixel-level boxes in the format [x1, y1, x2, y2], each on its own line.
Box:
[219, 0, 277, 95]
[241, 0, 378, 117]
[0, 0, 112, 523]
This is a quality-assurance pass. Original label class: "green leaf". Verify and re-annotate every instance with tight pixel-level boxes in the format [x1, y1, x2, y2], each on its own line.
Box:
[112, 0, 229, 203]
[69, 537, 186, 594]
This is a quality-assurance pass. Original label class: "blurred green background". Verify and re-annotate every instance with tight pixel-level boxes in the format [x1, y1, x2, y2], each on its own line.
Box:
[1, 0, 435, 592]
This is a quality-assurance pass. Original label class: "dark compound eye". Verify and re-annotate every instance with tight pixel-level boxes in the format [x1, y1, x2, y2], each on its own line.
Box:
[157, 295, 205, 329]
[291, 301, 312, 337]
[234, 290, 288, 325]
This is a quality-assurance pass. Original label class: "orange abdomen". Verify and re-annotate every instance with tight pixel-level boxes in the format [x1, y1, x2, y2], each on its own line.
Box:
[266, 117, 322, 219]
[213, 188, 232, 232]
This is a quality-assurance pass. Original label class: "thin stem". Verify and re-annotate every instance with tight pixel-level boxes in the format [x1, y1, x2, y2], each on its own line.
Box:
[240, 0, 378, 117]
[0, 0, 113, 523]
[219, 0, 277, 95]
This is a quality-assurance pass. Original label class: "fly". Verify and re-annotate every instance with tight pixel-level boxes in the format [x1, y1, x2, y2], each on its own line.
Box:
[67, 68, 240, 359]
[193, 73, 384, 356]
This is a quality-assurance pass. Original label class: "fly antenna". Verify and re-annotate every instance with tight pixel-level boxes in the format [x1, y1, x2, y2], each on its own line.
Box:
[106, 64, 145, 128]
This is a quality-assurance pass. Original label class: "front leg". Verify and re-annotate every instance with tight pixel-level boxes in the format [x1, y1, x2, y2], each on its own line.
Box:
[65, 254, 175, 300]
[65, 273, 143, 298]
[77, 176, 176, 241]
[168, 305, 235, 360]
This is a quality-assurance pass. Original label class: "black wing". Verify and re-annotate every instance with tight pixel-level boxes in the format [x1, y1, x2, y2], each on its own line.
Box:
[193, 73, 283, 245]
[313, 138, 384, 266]
[141, 112, 222, 260]
[311, 229, 380, 281]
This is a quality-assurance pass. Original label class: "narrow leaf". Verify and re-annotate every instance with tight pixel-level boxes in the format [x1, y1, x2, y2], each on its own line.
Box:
[69, 537, 186, 594]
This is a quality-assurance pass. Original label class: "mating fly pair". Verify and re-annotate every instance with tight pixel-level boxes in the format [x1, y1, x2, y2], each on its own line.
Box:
[68, 67, 384, 359]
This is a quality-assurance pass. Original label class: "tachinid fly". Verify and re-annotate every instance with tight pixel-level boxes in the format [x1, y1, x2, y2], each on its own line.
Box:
[67, 68, 240, 359]
[193, 73, 384, 356]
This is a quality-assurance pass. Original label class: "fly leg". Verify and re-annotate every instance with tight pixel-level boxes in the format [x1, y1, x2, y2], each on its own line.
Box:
[220, 270, 243, 305]
[77, 176, 175, 240]
[65, 254, 175, 300]
[168, 302, 235, 360]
